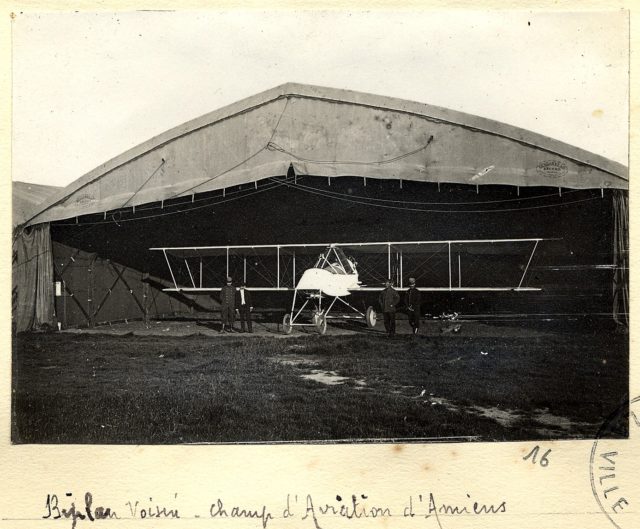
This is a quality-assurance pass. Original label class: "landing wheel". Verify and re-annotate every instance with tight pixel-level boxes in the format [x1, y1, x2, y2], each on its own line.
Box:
[366, 306, 377, 328]
[316, 313, 327, 335]
[312, 311, 321, 326]
[282, 313, 293, 334]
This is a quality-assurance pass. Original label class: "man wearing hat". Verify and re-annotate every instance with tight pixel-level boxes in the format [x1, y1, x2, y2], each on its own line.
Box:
[379, 279, 400, 337]
[219, 276, 236, 332]
[405, 277, 422, 335]
[235, 282, 253, 333]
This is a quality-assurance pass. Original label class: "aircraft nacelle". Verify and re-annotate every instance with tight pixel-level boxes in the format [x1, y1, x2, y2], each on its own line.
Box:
[296, 268, 359, 297]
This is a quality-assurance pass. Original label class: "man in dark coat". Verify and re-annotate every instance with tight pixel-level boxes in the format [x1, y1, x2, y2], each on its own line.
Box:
[379, 279, 400, 337]
[404, 277, 422, 335]
[219, 276, 235, 332]
[235, 282, 253, 333]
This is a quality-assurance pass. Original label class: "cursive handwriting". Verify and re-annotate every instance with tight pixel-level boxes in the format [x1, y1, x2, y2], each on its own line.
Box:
[302, 494, 391, 529]
[43, 493, 117, 529]
[126, 494, 180, 519]
[210, 498, 273, 529]
[298, 492, 506, 529]
[42, 491, 506, 529]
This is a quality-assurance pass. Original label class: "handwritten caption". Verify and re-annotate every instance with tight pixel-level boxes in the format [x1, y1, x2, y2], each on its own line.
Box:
[43, 491, 507, 529]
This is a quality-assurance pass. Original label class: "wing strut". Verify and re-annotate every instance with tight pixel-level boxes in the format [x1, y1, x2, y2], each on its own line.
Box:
[448, 242, 452, 290]
[184, 259, 196, 288]
[518, 240, 540, 289]
[163, 249, 178, 289]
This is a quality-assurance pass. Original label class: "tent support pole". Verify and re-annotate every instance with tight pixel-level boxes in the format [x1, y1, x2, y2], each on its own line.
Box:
[226, 247, 229, 278]
[277, 246, 280, 288]
[62, 280, 67, 329]
[88, 257, 95, 328]
[458, 254, 461, 287]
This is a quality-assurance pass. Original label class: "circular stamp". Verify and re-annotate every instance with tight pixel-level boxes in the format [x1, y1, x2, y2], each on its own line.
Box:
[589, 396, 639, 529]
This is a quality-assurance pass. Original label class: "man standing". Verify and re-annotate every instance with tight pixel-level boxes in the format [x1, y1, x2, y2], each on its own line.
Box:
[379, 279, 400, 337]
[219, 276, 235, 332]
[405, 277, 422, 335]
[235, 282, 253, 333]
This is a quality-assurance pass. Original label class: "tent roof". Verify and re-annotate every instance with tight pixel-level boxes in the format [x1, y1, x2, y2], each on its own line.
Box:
[12, 181, 62, 227]
[24, 83, 628, 227]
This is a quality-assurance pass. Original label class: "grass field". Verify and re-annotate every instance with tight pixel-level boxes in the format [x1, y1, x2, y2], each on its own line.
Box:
[12, 325, 628, 444]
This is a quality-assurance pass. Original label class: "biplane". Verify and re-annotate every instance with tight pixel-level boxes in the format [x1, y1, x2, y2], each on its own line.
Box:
[151, 238, 544, 334]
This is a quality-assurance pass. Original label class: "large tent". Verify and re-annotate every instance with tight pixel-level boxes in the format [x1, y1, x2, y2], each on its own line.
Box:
[13, 83, 628, 331]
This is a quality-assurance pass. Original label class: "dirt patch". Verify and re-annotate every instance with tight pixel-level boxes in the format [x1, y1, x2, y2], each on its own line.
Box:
[470, 405, 522, 428]
[300, 370, 367, 387]
[418, 394, 594, 434]
[301, 370, 351, 385]
[428, 396, 460, 413]
[275, 352, 368, 387]
[271, 354, 321, 367]
[530, 408, 597, 434]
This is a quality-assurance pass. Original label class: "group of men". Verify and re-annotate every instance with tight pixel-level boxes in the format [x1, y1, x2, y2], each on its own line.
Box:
[218, 276, 253, 333]
[217, 276, 423, 336]
[378, 277, 422, 337]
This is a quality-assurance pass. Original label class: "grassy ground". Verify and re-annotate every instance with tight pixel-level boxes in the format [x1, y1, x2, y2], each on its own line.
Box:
[12, 326, 628, 444]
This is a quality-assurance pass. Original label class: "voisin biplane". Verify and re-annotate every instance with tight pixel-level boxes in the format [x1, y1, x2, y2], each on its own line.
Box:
[151, 238, 544, 334]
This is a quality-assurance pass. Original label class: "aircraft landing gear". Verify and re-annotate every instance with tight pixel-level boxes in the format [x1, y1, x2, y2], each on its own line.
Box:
[365, 306, 377, 328]
[282, 313, 293, 334]
[315, 313, 327, 335]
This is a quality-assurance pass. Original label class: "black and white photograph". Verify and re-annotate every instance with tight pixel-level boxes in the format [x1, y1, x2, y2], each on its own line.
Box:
[11, 9, 629, 445]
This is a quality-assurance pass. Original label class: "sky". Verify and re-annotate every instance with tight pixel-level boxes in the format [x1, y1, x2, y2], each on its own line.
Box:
[11, 9, 629, 187]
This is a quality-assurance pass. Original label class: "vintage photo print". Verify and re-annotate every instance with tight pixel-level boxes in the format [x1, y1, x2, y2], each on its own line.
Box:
[10, 9, 629, 445]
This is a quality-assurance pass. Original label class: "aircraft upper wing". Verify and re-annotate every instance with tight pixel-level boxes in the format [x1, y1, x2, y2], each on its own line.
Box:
[151, 238, 547, 293]
[151, 238, 545, 257]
